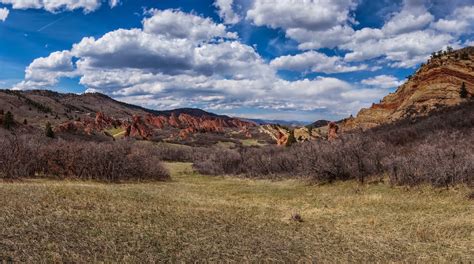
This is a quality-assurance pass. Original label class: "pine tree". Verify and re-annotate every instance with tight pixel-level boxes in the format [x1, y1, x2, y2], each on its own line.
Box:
[460, 82, 468, 99]
[3, 111, 14, 130]
[23, 119, 28, 125]
[45, 122, 55, 138]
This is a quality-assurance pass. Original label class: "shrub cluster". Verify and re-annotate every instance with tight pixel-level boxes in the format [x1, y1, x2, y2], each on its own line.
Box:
[194, 102, 474, 187]
[0, 136, 170, 182]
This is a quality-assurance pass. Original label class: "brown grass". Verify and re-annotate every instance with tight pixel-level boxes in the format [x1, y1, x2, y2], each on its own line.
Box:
[0, 162, 472, 262]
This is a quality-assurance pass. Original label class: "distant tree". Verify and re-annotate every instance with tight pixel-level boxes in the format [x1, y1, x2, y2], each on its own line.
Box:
[286, 130, 297, 146]
[460, 52, 469, 60]
[406, 75, 413, 80]
[460, 82, 468, 99]
[3, 111, 14, 130]
[45, 122, 55, 138]
[454, 53, 459, 59]
[447, 46, 453, 53]
[23, 119, 28, 125]
[437, 50, 443, 57]
[0, 109, 4, 115]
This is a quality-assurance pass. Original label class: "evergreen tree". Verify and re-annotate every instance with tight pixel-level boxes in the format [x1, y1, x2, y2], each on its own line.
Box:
[23, 119, 28, 125]
[3, 111, 14, 130]
[286, 130, 297, 147]
[460, 82, 468, 99]
[45, 122, 55, 138]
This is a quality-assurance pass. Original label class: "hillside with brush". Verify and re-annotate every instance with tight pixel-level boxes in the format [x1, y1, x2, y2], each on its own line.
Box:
[0, 90, 263, 145]
[343, 47, 474, 130]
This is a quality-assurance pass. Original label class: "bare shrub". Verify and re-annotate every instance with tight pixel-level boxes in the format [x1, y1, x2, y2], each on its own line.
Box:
[386, 132, 474, 187]
[194, 102, 474, 187]
[193, 148, 242, 175]
[0, 135, 38, 179]
[0, 135, 170, 182]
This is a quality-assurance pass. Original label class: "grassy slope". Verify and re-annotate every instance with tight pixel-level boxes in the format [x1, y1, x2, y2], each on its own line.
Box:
[0, 163, 472, 263]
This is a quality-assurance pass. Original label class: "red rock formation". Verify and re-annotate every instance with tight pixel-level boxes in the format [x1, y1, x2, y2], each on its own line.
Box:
[145, 114, 168, 129]
[124, 115, 153, 139]
[55, 109, 255, 140]
[343, 47, 474, 131]
[327, 122, 339, 141]
[276, 131, 289, 146]
[95, 112, 120, 130]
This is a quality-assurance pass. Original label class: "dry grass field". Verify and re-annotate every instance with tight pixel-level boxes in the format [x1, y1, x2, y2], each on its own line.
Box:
[0, 163, 472, 263]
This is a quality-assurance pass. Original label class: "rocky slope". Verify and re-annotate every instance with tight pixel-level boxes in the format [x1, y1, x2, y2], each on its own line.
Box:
[0, 90, 256, 141]
[343, 47, 474, 130]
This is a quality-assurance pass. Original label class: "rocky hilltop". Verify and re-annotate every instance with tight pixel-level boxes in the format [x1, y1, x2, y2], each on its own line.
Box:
[343, 47, 474, 130]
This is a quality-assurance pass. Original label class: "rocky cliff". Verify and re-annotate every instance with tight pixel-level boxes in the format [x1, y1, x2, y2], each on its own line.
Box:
[343, 47, 474, 130]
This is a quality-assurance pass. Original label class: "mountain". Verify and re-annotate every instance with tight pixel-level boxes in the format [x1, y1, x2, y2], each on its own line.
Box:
[0, 90, 258, 143]
[343, 47, 474, 130]
[307, 120, 331, 129]
[244, 118, 308, 127]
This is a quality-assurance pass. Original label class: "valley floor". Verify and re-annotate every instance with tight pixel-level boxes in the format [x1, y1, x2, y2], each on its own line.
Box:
[0, 163, 472, 262]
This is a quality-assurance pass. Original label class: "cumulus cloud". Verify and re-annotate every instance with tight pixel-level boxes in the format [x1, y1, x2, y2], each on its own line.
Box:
[342, 30, 454, 67]
[143, 9, 237, 41]
[270, 51, 368, 74]
[0, 7, 8, 21]
[338, 0, 462, 68]
[14, 51, 78, 90]
[14, 8, 383, 118]
[246, 0, 357, 49]
[382, 9, 433, 35]
[361, 75, 403, 89]
[244, 0, 470, 69]
[246, 0, 356, 31]
[0, 0, 116, 13]
[214, 0, 240, 24]
[433, 6, 474, 34]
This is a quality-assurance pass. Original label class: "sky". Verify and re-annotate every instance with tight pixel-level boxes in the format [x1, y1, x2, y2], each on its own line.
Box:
[0, 0, 473, 122]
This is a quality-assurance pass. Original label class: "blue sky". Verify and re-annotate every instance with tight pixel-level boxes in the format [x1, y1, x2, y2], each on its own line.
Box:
[0, 0, 473, 121]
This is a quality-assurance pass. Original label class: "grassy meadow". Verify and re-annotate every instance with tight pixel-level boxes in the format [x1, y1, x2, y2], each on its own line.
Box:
[0, 162, 472, 262]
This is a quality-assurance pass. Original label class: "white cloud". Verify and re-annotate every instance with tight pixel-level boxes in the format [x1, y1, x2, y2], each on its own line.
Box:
[246, 0, 357, 50]
[433, 6, 474, 34]
[270, 51, 368, 74]
[361, 75, 403, 89]
[214, 0, 240, 24]
[342, 29, 454, 67]
[14, 51, 78, 90]
[0, 0, 117, 13]
[108, 0, 119, 8]
[14, 8, 384, 118]
[246, 0, 356, 31]
[243, 0, 469, 69]
[143, 9, 237, 42]
[0, 7, 8, 21]
[383, 10, 434, 35]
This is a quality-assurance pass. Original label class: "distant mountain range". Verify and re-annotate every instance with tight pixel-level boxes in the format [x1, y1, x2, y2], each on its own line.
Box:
[242, 118, 309, 127]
